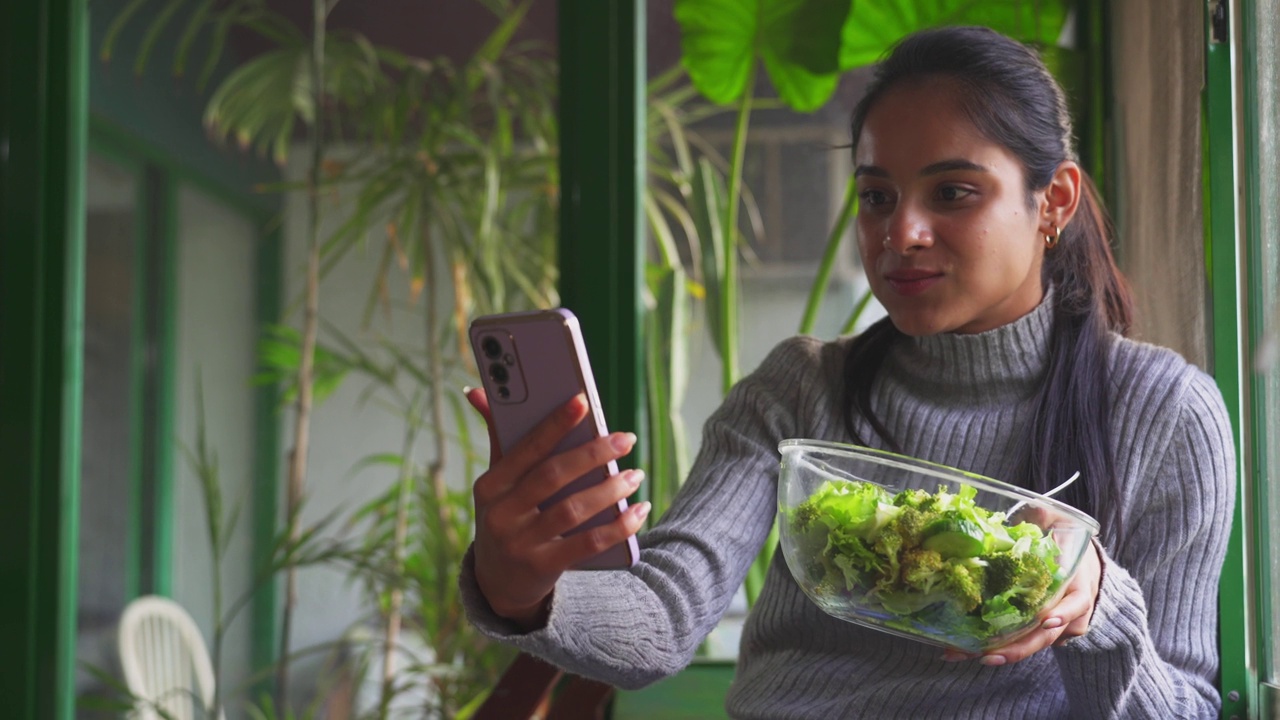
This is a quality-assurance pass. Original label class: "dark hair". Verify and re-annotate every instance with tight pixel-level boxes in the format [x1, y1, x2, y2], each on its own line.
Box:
[842, 26, 1134, 527]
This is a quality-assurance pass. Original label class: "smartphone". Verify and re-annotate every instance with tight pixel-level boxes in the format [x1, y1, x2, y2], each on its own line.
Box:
[468, 308, 640, 570]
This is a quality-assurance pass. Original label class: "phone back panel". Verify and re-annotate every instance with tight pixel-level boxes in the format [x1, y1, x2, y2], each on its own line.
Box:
[469, 309, 638, 570]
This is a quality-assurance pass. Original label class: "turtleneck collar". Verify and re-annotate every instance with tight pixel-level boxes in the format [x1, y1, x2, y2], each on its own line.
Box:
[883, 289, 1054, 404]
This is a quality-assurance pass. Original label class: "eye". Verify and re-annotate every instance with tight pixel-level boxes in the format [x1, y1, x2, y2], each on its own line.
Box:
[936, 185, 974, 202]
[858, 189, 893, 207]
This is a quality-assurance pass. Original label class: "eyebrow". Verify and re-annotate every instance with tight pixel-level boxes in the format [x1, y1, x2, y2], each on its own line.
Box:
[854, 158, 989, 178]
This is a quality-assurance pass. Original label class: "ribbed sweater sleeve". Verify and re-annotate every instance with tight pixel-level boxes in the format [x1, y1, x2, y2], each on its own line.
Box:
[457, 337, 813, 689]
[1054, 367, 1235, 718]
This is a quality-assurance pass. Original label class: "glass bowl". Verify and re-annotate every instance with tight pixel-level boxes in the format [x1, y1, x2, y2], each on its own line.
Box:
[777, 439, 1100, 653]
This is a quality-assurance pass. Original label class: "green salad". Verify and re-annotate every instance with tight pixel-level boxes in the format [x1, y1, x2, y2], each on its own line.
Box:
[787, 478, 1067, 647]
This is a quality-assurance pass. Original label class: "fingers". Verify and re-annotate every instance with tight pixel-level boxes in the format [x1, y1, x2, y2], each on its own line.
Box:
[474, 480, 651, 619]
[1053, 612, 1091, 647]
[481, 445, 641, 554]
[972, 585, 1095, 665]
[975, 624, 1066, 666]
[472, 393, 591, 505]
[531, 469, 645, 540]
[512, 430, 638, 510]
[533, 498, 651, 569]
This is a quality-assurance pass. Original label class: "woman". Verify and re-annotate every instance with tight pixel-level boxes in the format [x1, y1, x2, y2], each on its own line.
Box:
[460, 26, 1234, 719]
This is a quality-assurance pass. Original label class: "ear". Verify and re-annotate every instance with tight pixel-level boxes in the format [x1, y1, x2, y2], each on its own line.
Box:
[1039, 161, 1082, 237]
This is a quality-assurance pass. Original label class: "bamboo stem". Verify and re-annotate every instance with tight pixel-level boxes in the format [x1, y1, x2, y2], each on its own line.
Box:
[277, 0, 326, 706]
[719, 61, 754, 394]
[799, 176, 859, 335]
[422, 221, 461, 716]
[378, 420, 419, 718]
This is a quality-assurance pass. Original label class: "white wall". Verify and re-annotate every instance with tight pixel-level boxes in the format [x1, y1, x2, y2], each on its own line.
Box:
[173, 185, 261, 708]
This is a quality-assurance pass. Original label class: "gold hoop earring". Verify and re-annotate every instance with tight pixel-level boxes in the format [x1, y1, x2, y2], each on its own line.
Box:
[1044, 224, 1060, 249]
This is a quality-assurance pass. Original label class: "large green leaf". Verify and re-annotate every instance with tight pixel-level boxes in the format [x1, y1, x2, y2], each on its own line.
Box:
[839, 0, 1071, 70]
[675, 0, 852, 111]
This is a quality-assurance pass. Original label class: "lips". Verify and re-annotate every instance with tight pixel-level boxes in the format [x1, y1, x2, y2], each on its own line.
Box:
[883, 268, 943, 296]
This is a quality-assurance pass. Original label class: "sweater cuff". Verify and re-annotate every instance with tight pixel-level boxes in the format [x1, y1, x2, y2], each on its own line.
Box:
[1058, 543, 1148, 655]
[458, 543, 553, 639]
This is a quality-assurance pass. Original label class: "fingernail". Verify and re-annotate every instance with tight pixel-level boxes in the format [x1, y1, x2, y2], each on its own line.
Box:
[980, 655, 1006, 667]
[1041, 617, 1064, 630]
[633, 501, 651, 521]
[625, 469, 645, 487]
[462, 385, 474, 394]
[611, 432, 637, 452]
[561, 394, 586, 417]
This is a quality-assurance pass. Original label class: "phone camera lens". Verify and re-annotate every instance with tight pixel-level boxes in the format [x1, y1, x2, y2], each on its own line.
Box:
[481, 336, 502, 359]
[497, 385, 511, 399]
[489, 363, 509, 384]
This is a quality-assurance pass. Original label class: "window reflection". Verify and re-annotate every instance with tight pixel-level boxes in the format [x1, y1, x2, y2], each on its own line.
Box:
[1249, 0, 1280, 689]
[77, 153, 140, 696]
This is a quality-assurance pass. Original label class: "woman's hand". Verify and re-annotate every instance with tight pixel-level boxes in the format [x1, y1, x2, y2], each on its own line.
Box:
[465, 387, 650, 630]
[942, 539, 1103, 666]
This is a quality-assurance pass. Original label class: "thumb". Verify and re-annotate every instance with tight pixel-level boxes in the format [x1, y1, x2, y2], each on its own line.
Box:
[464, 386, 502, 464]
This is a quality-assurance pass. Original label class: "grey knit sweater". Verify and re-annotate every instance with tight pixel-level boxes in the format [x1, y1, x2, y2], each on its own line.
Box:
[460, 297, 1235, 719]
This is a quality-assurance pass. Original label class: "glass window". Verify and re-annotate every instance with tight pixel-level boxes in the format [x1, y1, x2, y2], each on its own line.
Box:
[171, 185, 260, 696]
[1248, 0, 1280, 692]
[77, 153, 141, 695]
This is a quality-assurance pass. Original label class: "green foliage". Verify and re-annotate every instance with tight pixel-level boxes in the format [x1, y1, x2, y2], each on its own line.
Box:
[675, 0, 1071, 114]
[674, 0, 853, 111]
[839, 0, 1071, 69]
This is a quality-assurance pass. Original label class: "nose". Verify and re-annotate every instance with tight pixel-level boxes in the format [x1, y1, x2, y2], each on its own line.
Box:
[882, 205, 933, 254]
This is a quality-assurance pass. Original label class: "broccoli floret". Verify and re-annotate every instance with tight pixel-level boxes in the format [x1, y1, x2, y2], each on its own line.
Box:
[893, 487, 940, 513]
[1008, 560, 1052, 612]
[873, 528, 905, 580]
[984, 551, 1054, 612]
[942, 562, 985, 614]
[792, 501, 820, 533]
[891, 506, 937, 549]
[900, 548, 945, 592]
[893, 488, 929, 507]
[870, 502, 941, 579]
[984, 553, 1021, 596]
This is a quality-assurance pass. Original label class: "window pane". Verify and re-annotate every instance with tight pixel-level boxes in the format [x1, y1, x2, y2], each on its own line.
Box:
[77, 153, 139, 694]
[172, 186, 260, 696]
[1250, 0, 1280, 687]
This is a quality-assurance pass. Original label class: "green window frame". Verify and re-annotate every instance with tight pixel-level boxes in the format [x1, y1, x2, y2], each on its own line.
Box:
[83, 133, 177, 602]
[85, 115, 285, 679]
[0, 0, 89, 717]
[1206, 1, 1280, 718]
[557, 0, 646, 451]
[1237, 0, 1280, 717]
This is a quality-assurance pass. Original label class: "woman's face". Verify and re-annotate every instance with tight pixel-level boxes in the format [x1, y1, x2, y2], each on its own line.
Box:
[855, 78, 1048, 336]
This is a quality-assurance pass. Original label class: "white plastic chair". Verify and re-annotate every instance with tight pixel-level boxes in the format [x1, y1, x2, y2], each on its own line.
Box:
[117, 595, 224, 720]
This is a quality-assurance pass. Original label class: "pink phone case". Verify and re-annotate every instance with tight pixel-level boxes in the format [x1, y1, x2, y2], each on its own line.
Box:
[469, 308, 640, 570]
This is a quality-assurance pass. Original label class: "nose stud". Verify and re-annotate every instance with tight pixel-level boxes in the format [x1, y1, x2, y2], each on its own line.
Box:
[883, 235, 891, 248]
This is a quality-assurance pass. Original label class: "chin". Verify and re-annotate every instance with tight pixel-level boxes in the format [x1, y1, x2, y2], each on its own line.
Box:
[886, 312, 952, 337]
